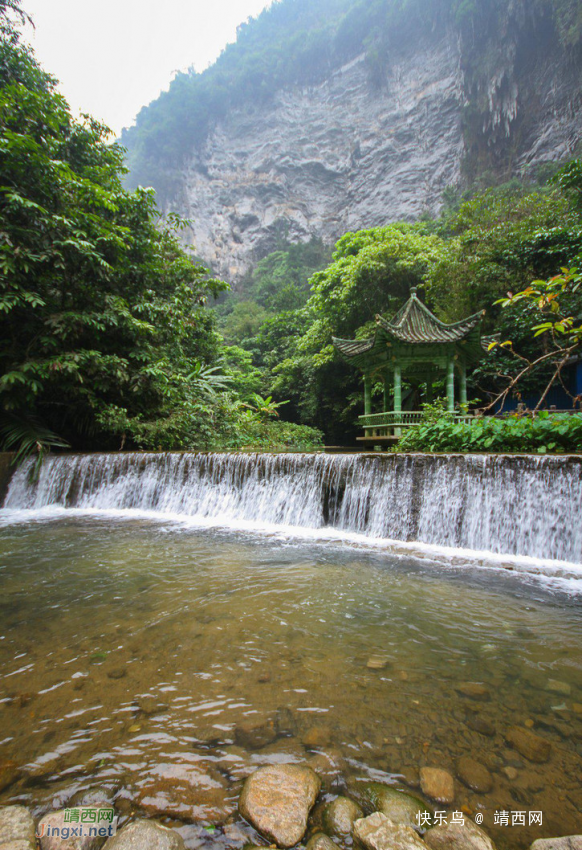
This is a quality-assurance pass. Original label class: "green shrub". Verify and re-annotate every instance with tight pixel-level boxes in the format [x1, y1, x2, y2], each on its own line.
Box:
[396, 412, 582, 454]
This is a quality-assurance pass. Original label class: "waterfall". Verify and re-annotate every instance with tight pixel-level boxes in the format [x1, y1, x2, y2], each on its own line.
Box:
[3, 452, 582, 564]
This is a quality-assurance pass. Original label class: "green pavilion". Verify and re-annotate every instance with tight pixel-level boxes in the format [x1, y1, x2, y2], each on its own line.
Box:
[333, 288, 485, 444]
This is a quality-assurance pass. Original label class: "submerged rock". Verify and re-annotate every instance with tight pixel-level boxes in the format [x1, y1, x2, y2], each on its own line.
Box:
[456, 684, 491, 701]
[306, 833, 339, 850]
[235, 718, 277, 750]
[465, 715, 496, 737]
[419, 768, 455, 805]
[321, 796, 363, 838]
[136, 760, 231, 823]
[0, 761, 18, 793]
[348, 781, 431, 829]
[505, 727, 552, 763]
[530, 838, 582, 850]
[353, 812, 425, 850]
[102, 820, 185, 849]
[456, 757, 493, 794]
[239, 764, 321, 847]
[424, 817, 496, 850]
[302, 725, 332, 749]
[0, 805, 36, 847]
[306, 749, 345, 787]
[545, 680, 572, 696]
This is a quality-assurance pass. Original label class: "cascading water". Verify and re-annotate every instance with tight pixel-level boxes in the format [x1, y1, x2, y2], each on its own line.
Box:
[3, 451, 582, 565]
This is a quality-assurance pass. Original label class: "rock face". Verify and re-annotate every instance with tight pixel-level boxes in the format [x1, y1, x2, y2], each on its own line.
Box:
[0, 806, 36, 847]
[353, 812, 426, 850]
[239, 764, 321, 847]
[505, 727, 552, 763]
[102, 820, 185, 850]
[424, 817, 496, 850]
[162, 18, 582, 283]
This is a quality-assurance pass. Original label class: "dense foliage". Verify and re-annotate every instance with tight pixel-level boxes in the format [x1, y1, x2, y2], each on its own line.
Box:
[397, 412, 582, 454]
[122, 0, 582, 204]
[0, 5, 323, 457]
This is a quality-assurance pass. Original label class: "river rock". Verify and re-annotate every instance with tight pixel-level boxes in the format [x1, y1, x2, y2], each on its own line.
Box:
[239, 764, 321, 847]
[235, 718, 277, 750]
[530, 838, 582, 850]
[456, 756, 493, 794]
[545, 680, 572, 696]
[353, 812, 426, 850]
[366, 657, 390, 670]
[136, 760, 231, 823]
[303, 725, 332, 748]
[465, 715, 496, 737]
[322, 796, 363, 837]
[0, 806, 36, 846]
[0, 761, 18, 794]
[505, 727, 552, 763]
[38, 807, 110, 850]
[424, 816, 496, 850]
[306, 834, 339, 850]
[101, 820, 185, 850]
[420, 768, 455, 805]
[456, 684, 491, 701]
[348, 781, 432, 829]
[306, 749, 345, 787]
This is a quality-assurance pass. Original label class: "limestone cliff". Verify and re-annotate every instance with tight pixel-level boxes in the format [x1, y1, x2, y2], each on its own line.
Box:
[124, 2, 582, 284]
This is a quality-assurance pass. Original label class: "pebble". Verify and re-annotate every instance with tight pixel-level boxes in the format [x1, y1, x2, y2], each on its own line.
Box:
[505, 726, 552, 763]
[353, 812, 425, 850]
[306, 834, 338, 850]
[424, 815, 496, 849]
[456, 756, 493, 794]
[106, 668, 126, 680]
[0, 760, 18, 793]
[465, 715, 496, 737]
[545, 680, 572, 696]
[456, 683, 491, 701]
[102, 819, 185, 849]
[420, 767, 455, 805]
[234, 718, 277, 750]
[38, 808, 109, 850]
[238, 764, 320, 848]
[0, 806, 36, 846]
[322, 796, 363, 838]
[530, 837, 582, 850]
[367, 656, 390, 670]
[502, 766, 518, 780]
[302, 725, 332, 748]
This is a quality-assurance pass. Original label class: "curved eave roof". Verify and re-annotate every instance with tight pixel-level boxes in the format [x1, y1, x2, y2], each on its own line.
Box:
[377, 295, 484, 344]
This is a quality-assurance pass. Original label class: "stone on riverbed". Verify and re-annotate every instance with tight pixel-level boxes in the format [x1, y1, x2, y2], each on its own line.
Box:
[424, 816, 496, 850]
[353, 812, 426, 850]
[348, 781, 432, 829]
[102, 820, 185, 849]
[0, 761, 18, 794]
[420, 768, 455, 805]
[38, 807, 110, 850]
[456, 756, 493, 793]
[0, 806, 36, 847]
[321, 796, 363, 837]
[136, 760, 231, 823]
[456, 683, 490, 701]
[306, 833, 339, 850]
[529, 838, 582, 850]
[239, 764, 321, 847]
[235, 718, 277, 750]
[505, 727, 552, 763]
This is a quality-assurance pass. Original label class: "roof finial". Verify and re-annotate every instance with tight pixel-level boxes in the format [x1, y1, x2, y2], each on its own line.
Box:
[410, 287, 418, 297]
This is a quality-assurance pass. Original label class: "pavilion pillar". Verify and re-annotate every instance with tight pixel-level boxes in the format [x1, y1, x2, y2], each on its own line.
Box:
[446, 358, 455, 413]
[383, 379, 389, 413]
[459, 362, 468, 407]
[393, 363, 402, 413]
[425, 378, 433, 404]
[364, 375, 372, 416]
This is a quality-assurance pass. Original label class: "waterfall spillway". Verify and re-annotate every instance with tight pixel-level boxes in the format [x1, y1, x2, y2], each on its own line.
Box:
[3, 451, 582, 564]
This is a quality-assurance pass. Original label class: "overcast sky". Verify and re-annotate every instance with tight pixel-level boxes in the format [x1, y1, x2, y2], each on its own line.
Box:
[22, 0, 274, 137]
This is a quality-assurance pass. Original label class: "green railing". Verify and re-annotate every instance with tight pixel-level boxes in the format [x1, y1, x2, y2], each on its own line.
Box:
[358, 410, 475, 440]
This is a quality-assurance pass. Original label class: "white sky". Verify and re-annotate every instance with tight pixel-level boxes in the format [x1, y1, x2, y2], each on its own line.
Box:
[22, 0, 274, 137]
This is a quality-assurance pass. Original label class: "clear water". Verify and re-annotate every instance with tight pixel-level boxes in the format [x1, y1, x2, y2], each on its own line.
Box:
[0, 514, 581, 849]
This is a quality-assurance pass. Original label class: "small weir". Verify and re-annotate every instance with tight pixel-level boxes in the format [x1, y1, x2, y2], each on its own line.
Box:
[4, 451, 582, 563]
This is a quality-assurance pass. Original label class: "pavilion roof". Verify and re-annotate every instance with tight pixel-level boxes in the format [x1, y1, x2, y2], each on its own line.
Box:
[332, 289, 485, 370]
